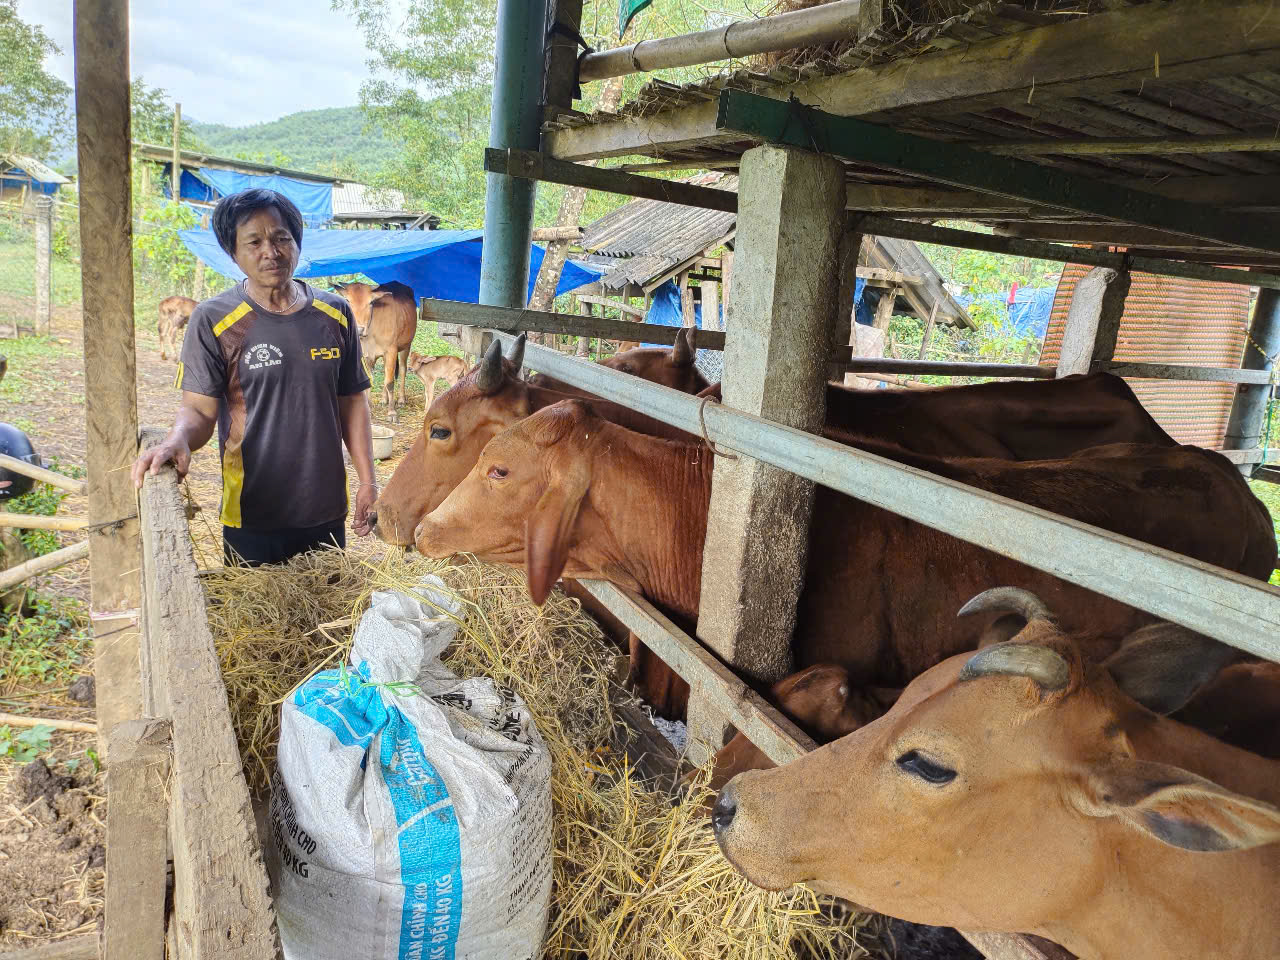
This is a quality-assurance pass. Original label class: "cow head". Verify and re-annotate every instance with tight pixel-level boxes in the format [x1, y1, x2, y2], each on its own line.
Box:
[416, 398, 622, 603]
[372, 336, 529, 546]
[601, 327, 708, 393]
[712, 588, 1280, 940]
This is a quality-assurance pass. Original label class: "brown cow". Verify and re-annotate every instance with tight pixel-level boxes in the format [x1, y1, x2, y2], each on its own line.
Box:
[407, 353, 467, 411]
[157, 295, 197, 361]
[528, 327, 708, 395]
[375, 332, 1174, 548]
[334, 280, 418, 422]
[415, 401, 1276, 719]
[711, 597, 1280, 960]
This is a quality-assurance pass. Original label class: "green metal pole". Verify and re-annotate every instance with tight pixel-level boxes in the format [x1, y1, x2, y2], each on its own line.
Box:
[479, 0, 548, 311]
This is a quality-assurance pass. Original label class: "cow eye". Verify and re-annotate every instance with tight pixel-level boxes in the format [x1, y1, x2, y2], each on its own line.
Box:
[429, 426, 451, 441]
[896, 750, 957, 785]
[488, 465, 509, 480]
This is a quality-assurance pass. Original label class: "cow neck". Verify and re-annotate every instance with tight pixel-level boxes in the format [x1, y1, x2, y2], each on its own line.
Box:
[581, 420, 713, 620]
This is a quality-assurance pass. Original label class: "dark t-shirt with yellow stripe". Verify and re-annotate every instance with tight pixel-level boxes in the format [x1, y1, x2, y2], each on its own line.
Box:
[176, 281, 371, 530]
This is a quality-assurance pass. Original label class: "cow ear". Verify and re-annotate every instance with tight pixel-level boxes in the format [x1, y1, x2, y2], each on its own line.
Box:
[1104, 623, 1241, 715]
[1081, 758, 1280, 852]
[524, 463, 589, 606]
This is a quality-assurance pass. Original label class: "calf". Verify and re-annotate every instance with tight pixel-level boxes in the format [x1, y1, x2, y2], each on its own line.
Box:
[712, 594, 1280, 960]
[334, 280, 418, 422]
[157, 295, 197, 361]
[416, 401, 1276, 718]
[407, 353, 467, 411]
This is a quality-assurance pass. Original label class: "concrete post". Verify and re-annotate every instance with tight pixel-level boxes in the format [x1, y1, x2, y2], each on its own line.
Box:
[689, 144, 846, 760]
[34, 196, 52, 336]
[1223, 288, 1280, 473]
[1055, 265, 1130, 376]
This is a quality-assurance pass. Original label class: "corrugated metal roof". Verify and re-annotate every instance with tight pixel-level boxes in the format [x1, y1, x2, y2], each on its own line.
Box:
[1040, 265, 1252, 448]
[1, 155, 70, 185]
[332, 181, 408, 216]
[868, 236, 973, 328]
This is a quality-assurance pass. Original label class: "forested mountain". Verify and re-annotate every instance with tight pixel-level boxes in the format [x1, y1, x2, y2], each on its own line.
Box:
[189, 106, 398, 178]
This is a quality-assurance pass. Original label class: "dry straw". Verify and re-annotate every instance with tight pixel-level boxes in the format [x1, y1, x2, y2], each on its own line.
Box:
[202, 549, 871, 959]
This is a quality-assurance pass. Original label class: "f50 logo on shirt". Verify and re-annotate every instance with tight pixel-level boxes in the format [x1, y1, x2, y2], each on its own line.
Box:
[310, 346, 341, 361]
[244, 343, 284, 371]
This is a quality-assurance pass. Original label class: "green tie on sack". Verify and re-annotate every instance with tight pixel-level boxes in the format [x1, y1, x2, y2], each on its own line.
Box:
[619, 0, 652, 37]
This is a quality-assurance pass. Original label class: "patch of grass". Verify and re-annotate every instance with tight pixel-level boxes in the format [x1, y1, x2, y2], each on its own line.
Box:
[0, 335, 79, 403]
[0, 594, 92, 690]
[5, 460, 86, 556]
[0, 242, 83, 307]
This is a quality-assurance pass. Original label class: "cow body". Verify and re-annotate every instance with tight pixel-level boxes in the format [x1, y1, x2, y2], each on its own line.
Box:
[417, 402, 1276, 719]
[334, 281, 417, 422]
[712, 608, 1280, 960]
[157, 295, 197, 361]
[528, 327, 708, 395]
[407, 353, 467, 411]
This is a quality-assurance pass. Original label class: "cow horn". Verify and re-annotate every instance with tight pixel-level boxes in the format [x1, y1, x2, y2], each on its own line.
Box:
[507, 333, 526, 372]
[959, 642, 1071, 693]
[474, 339, 506, 395]
[672, 327, 694, 366]
[957, 587, 1057, 624]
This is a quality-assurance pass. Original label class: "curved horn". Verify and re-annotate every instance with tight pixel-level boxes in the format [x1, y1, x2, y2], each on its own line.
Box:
[474, 339, 506, 395]
[672, 326, 694, 367]
[959, 642, 1071, 693]
[506, 332, 526, 372]
[957, 587, 1057, 624]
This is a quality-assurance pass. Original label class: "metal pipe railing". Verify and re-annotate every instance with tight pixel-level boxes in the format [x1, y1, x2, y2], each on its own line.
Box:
[579, 0, 861, 82]
[497, 329, 1280, 663]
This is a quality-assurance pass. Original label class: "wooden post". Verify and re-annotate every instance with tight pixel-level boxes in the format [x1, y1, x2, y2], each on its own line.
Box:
[872, 283, 897, 330]
[679, 270, 696, 328]
[105, 718, 171, 960]
[171, 102, 181, 200]
[74, 0, 145, 753]
[720, 248, 733, 322]
[1055, 265, 1131, 377]
[1223, 288, 1280, 473]
[702, 278, 721, 332]
[691, 144, 846, 760]
[543, 0, 585, 111]
[34, 196, 52, 336]
[918, 298, 940, 360]
[140, 161, 151, 197]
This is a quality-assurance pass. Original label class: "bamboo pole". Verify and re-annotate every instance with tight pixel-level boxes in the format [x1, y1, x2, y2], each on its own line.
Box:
[0, 454, 86, 495]
[0, 711, 97, 734]
[579, 0, 860, 81]
[0, 512, 89, 531]
[0, 540, 90, 592]
[171, 102, 181, 199]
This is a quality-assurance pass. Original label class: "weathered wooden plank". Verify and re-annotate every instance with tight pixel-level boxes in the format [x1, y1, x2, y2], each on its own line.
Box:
[981, 131, 1280, 156]
[1215, 448, 1269, 465]
[851, 216, 1280, 291]
[422, 298, 726, 349]
[717, 91, 1280, 254]
[492, 332, 1280, 664]
[487, 147, 738, 212]
[105, 718, 171, 960]
[74, 0, 144, 754]
[1094, 361, 1273, 385]
[575, 295, 645, 318]
[546, 0, 1280, 160]
[0, 453, 86, 495]
[578, 580, 816, 766]
[138, 434, 277, 959]
[835, 356, 1055, 379]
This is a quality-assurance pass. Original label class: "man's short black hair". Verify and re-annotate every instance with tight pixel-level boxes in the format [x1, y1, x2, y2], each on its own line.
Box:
[211, 189, 305, 256]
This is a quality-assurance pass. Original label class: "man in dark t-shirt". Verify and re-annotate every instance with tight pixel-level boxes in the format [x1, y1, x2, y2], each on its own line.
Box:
[133, 189, 377, 566]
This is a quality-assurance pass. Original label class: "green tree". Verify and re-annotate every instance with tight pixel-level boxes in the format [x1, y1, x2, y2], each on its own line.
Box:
[0, 0, 72, 160]
[131, 77, 205, 149]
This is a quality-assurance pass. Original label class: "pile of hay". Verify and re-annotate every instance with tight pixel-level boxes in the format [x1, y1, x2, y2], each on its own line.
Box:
[203, 549, 871, 959]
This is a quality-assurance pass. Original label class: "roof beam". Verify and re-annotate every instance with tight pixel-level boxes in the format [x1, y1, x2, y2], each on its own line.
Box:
[978, 131, 1280, 157]
[546, 0, 1280, 161]
[992, 222, 1244, 250]
[718, 90, 1279, 253]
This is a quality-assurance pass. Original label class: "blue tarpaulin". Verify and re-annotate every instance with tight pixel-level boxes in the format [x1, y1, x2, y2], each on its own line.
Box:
[956, 287, 1056, 340]
[642, 278, 721, 343]
[196, 167, 333, 225]
[179, 227, 604, 302]
[162, 167, 220, 205]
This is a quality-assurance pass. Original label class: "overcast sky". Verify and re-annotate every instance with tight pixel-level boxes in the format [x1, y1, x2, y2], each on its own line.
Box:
[18, 0, 382, 127]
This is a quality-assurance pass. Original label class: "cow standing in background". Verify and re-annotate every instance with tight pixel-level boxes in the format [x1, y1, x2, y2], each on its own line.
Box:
[407, 353, 467, 411]
[333, 281, 418, 422]
[157, 296, 197, 361]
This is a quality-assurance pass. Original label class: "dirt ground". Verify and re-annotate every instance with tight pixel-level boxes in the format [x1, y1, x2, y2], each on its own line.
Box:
[0, 299, 431, 948]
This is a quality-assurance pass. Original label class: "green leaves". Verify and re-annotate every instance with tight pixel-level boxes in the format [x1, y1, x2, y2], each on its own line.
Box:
[0, 0, 73, 161]
[0, 723, 54, 763]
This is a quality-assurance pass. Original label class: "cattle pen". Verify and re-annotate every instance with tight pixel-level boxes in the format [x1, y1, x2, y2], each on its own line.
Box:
[56, 2, 1280, 960]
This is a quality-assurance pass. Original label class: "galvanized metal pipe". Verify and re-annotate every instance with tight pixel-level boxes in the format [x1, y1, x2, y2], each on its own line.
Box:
[1222, 288, 1280, 473]
[478, 0, 548, 310]
[496, 330, 1280, 663]
[578, 0, 861, 82]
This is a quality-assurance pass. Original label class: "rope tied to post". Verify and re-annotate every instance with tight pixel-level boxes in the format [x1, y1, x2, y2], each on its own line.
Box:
[698, 395, 738, 461]
[547, 20, 595, 102]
